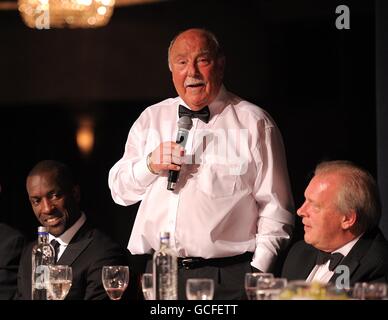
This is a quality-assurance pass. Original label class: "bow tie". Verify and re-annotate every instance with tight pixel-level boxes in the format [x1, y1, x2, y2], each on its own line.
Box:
[178, 105, 210, 123]
[316, 251, 344, 271]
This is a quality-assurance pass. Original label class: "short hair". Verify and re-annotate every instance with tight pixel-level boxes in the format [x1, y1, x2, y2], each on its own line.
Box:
[167, 28, 224, 69]
[27, 160, 76, 193]
[314, 160, 381, 235]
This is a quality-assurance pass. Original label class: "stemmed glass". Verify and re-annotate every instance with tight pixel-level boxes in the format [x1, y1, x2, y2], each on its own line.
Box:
[244, 273, 274, 300]
[46, 265, 73, 300]
[102, 266, 129, 300]
[141, 273, 154, 300]
[353, 282, 387, 300]
[256, 277, 288, 300]
[186, 278, 214, 300]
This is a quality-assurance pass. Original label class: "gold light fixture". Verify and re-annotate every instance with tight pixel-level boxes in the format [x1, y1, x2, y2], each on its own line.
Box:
[76, 116, 95, 156]
[11, 0, 163, 29]
[17, 0, 115, 29]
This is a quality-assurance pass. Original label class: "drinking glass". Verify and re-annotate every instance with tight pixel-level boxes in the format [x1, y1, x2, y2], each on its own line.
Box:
[353, 282, 387, 300]
[256, 277, 288, 300]
[244, 273, 274, 300]
[186, 278, 214, 300]
[141, 273, 154, 300]
[46, 265, 72, 300]
[102, 266, 129, 300]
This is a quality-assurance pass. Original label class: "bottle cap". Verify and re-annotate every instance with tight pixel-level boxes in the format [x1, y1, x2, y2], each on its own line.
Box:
[38, 226, 48, 233]
[160, 231, 170, 240]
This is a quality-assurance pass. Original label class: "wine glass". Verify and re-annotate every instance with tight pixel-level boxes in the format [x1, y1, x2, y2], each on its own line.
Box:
[102, 266, 129, 300]
[186, 278, 214, 300]
[353, 282, 387, 300]
[244, 272, 274, 300]
[141, 273, 154, 300]
[46, 265, 72, 300]
[256, 277, 288, 300]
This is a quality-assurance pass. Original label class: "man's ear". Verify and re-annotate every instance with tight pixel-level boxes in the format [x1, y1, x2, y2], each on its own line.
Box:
[341, 209, 357, 230]
[72, 185, 81, 203]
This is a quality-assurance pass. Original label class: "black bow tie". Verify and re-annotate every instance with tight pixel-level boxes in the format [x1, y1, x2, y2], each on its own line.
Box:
[316, 251, 344, 271]
[178, 105, 210, 123]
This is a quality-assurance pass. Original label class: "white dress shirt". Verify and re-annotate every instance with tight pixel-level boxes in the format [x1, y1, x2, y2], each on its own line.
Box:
[306, 234, 363, 284]
[49, 212, 86, 261]
[108, 86, 294, 272]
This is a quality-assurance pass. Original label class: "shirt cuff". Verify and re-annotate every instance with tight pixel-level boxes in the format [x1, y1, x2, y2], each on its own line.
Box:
[133, 156, 158, 187]
[251, 248, 276, 273]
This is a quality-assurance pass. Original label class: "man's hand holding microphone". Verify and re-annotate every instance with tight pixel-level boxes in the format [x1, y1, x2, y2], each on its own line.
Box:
[146, 116, 193, 190]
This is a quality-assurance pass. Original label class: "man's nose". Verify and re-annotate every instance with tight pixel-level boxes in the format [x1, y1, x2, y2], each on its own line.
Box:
[187, 61, 199, 77]
[297, 202, 307, 217]
[41, 198, 53, 214]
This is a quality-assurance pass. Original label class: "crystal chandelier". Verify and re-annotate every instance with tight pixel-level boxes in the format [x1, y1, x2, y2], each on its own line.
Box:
[17, 0, 115, 29]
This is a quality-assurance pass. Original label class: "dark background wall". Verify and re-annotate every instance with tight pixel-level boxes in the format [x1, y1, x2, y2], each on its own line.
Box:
[377, 0, 388, 239]
[0, 0, 380, 247]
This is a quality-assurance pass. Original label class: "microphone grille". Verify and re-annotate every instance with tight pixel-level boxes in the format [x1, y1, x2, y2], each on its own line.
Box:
[178, 116, 193, 130]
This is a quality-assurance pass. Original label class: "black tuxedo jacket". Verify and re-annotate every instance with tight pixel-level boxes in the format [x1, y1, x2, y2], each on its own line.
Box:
[281, 228, 388, 285]
[16, 222, 129, 300]
[0, 223, 25, 299]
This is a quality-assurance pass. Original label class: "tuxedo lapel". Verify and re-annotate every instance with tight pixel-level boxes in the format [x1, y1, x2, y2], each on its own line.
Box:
[283, 242, 319, 280]
[329, 230, 376, 284]
[57, 237, 92, 266]
[57, 223, 93, 266]
[298, 251, 319, 280]
[330, 260, 360, 284]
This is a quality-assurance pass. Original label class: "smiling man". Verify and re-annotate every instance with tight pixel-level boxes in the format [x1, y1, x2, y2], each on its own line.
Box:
[109, 28, 294, 299]
[26, 162, 81, 237]
[16, 160, 129, 300]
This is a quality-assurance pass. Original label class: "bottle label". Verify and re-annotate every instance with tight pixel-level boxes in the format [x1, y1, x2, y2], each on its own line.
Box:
[35, 265, 49, 289]
[42, 246, 54, 258]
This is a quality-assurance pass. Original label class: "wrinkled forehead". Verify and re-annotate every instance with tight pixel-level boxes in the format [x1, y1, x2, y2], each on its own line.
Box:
[172, 31, 217, 57]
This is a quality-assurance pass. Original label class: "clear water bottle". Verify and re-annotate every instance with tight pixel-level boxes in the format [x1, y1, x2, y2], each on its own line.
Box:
[153, 232, 178, 300]
[31, 226, 55, 300]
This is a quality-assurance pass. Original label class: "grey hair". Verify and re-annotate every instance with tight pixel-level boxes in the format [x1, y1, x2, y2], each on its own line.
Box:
[167, 28, 224, 70]
[314, 160, 381, 235]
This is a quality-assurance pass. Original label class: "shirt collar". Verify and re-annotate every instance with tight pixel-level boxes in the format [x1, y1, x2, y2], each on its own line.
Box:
[49, 212, 86, 246]
[332, 233, 364, 257]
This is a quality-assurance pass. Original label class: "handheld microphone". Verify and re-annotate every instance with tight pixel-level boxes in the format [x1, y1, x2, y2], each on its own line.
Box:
[167, 116, 193, 191]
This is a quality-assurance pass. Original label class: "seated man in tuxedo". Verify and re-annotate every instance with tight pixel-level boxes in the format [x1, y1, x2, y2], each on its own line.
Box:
[282, 160, 388, 286]
[0, 223, 25, 300]
[0, 183, 25, 300]
[16, 160, 129, 300]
